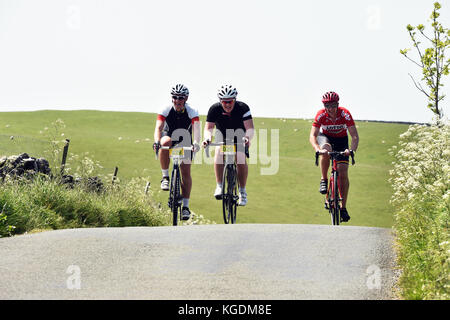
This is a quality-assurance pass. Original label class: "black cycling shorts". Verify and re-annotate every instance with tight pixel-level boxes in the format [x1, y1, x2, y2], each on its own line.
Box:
[317, 132, 349, 163]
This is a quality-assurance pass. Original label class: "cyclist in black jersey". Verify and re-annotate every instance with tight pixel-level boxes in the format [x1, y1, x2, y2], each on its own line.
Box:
[153, 84, 200, 221]
[202, 85, 254, 206]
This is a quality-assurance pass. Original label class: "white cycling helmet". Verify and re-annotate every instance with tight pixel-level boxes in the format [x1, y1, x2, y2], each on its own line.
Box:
[171, 84, 189, 97]
[217, 85, 238, 100]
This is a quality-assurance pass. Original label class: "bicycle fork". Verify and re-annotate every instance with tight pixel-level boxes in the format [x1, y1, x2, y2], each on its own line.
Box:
[324, 171, 343, 210]
[168, 164, 182, 208]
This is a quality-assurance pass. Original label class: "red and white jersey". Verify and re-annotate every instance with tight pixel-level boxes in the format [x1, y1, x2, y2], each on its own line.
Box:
[156, 103, 199, 137]
[312, 107, 355, 137]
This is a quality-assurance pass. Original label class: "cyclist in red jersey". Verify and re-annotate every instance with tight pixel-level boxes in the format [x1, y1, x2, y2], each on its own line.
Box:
[309, 91, 359, 222]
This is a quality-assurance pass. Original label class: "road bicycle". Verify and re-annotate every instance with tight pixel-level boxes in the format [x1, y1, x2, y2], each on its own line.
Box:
[156, 145, 195, 226]
[315, 150, 355, 225]
[205, 141, 248, 224]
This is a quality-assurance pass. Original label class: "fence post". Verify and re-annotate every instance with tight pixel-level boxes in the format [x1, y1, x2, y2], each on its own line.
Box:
[112, 167, 118, 184]
[60, 139, 70, 176]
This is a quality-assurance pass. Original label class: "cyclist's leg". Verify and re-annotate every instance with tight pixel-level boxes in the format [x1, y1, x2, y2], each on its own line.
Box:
[180, 162, 192, 207]
[160, 135, 172, 172]
[236, 151, 247, 188]
[213, 146, 225, 198]
[334, 135, 350, 209]
[337, 162, 349, 207]
[236, 151, 248, 205]
[317, 134, 331, 195]
[214, 145, 224, 184]
[320, 145, 331, 179]
[337, 162, 350, 222]
[317, 133, 331, 180]
[159, 136, 173, 190]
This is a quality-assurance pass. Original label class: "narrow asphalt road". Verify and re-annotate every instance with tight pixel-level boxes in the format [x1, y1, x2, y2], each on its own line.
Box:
[0, 224, 397, 299]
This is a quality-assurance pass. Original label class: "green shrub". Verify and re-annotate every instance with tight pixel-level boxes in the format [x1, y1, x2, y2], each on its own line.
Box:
[0, 175, 172, 235]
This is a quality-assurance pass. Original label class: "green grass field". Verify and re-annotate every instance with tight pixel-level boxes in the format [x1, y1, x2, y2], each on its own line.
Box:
[0, 110, 409, 228]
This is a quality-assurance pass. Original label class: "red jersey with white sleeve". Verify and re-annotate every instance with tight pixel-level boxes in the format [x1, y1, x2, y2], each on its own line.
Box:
[312, 107, 355, 138]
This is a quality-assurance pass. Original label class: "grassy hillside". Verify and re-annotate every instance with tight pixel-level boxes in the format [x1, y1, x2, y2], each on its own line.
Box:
[0, 110, 409, 228]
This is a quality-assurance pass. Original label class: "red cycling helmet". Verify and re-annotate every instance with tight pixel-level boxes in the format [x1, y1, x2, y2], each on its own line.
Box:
[322, 91, 340, 104]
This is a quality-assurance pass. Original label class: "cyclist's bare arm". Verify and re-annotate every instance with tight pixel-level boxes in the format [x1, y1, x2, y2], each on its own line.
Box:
[203, 121, 215, 147]
[347, 125, 359, 153]
[154, 119, 165, 144]
[309, 126, 319, 151]
[243, 119, 254, 146]
[309, 126, 328, 154]
[192, 120, 201, 147]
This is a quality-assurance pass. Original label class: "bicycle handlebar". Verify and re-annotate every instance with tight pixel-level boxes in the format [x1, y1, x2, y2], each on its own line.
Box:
[204, 142, 249, 159]
[315, 150, 355, 166]
[155, 145, 197, 160]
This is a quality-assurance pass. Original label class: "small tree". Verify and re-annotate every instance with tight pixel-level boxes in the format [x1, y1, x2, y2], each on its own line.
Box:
[400, 2, 450, 120]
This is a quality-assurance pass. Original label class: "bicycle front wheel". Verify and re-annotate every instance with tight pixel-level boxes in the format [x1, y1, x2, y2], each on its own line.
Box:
[222, 164, 237, 224]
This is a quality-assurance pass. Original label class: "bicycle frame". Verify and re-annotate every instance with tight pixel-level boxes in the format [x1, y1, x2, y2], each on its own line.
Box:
[156, 145, 194, 226]
[205, 142, 248, 224]
[328, 154, 341, 225]
[315, 151, 355, 226]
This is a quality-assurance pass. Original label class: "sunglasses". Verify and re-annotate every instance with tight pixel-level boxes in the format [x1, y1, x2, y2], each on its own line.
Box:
[221, 99, 234, 104]
[172, 96, 186, 100]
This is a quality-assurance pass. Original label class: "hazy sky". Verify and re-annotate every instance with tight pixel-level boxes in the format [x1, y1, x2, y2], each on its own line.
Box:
[0, 0, 449, 122]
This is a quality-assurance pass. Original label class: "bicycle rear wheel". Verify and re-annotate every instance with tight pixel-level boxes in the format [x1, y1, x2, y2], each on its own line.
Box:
[332, 171, 340, 225]
[229, 166, 238, 224]
[222, 164, 237, 224]
[170, 166, 182, 226]
[326, 181, 334, 225]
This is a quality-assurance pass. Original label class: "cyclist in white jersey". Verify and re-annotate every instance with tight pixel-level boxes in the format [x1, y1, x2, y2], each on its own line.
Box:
[153, 84, 200, 220]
